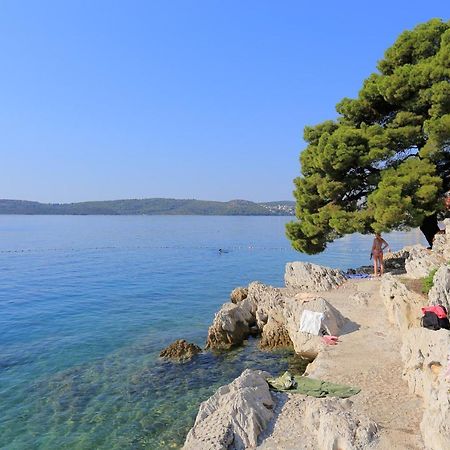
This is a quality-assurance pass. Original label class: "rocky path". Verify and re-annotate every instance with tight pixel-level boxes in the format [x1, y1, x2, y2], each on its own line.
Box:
[257, 279, 425, 450]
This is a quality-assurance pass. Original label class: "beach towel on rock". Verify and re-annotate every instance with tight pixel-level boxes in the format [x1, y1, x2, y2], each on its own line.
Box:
[267, 371, 360, 398]
[299, 310, 324, 335]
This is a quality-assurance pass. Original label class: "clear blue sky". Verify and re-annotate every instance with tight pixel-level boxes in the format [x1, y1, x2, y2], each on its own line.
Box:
[0, 1, 448, 203]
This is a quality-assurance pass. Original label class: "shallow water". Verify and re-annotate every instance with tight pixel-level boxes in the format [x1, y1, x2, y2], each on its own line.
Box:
[0, 216, 426, 449]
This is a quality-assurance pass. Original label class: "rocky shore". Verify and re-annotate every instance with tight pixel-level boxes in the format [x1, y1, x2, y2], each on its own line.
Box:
[180, 221, 450, 450]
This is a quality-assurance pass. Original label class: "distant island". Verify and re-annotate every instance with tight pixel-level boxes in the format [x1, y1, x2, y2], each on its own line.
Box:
[0, 199, 295, 216]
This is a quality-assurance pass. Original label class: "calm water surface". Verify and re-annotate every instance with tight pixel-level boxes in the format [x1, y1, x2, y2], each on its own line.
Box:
[0, 216, 426, 449]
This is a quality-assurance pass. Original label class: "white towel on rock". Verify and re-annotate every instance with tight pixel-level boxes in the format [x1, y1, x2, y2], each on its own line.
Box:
[299, 310, 324, 335]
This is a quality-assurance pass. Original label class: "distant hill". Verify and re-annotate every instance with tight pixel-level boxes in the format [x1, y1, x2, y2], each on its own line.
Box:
[0, 199, 295, 216]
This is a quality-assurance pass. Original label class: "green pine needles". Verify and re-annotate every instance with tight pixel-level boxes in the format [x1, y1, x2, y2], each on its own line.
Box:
[287, 19, 450, 254]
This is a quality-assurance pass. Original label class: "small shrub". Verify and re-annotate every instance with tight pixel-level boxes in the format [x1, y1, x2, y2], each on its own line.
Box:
[422, 268, 438, 294]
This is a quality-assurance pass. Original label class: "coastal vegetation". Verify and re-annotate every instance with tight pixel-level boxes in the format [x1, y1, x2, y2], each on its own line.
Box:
[0, 199, 295, 216]
[422, 268, 438, 294]
[287, 19, 450, 254]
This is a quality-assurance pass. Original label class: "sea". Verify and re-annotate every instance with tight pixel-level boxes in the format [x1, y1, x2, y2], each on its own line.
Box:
[0, 215, 427, 449]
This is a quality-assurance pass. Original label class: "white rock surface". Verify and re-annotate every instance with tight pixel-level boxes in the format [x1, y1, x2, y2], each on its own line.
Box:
[380, 275, 450, 450]
[349, 291, 370, 306]
[249, 282, 346, 354]
[404, 245, 444, 278]
[428, 264, 450, 311]
[431, 218, 450, 260]
[401, 328, 450, 450]
[257, 394, 378, 450]
[380, 274, 427, 331]
[183, 369, 273, 450]
[285, 262, 346, 291]
[206, 281, 347, 354]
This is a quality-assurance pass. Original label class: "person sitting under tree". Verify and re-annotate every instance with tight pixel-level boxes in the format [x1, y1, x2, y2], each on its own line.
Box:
[371, 233, 390, 277]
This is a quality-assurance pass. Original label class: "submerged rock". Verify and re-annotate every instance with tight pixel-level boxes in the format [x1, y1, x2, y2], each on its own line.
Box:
[285, 262, 346, 291]
[159, 339, 202, 361]
[183, 369, 273, 450]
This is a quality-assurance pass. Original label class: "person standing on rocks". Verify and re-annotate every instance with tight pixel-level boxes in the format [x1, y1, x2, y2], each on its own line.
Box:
[371, 233, 390, 277]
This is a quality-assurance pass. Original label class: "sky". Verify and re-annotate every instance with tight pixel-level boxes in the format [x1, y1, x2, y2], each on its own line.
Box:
[0, 1, 448, 203]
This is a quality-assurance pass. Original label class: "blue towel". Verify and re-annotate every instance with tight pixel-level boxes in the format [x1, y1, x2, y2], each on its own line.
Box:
[346, 273, 370, 279]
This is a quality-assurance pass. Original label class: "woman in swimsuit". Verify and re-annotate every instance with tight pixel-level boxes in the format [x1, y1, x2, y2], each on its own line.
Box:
[371, 233, 390, 277]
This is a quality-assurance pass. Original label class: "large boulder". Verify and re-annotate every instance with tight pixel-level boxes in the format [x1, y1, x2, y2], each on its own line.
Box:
[431, 218, 450, 260]
[380, 275, 427, 331]
[251, 282, 347, 355]
[258, 317, 293, 350]
[401, 328, 450, 450]
[183, 369, 273, 450]
[281, 297, 346, 355]
[404, 245, 444, 279]
[258, 395, 378, 450]
[206, 281, 348, 354]
[205, 297, 257, 350]
[285, 262, 346, 292]
[160, 339, 202, 361]
[428, 265, 450, 311]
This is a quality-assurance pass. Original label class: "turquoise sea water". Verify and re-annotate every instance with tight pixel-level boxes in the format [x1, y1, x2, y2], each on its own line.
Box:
[0, 216, 426, 449]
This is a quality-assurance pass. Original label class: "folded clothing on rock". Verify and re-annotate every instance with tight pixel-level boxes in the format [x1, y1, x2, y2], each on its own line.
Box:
[267, 371, 360, 398]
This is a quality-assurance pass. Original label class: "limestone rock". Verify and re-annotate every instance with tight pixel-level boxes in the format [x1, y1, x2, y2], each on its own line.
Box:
[349, 291, 370, 306]
[205, 297, 256, 350]
[380, 274, 427, 331]
[284, 297, 346, 355]
[404, 245, 444, 279]
[183, 369, 273, 450]
[431, 218, 450, 260]
[159, 339, 202, 361]
[384, 248, 411, 261]
[230, 287, 248, 304]
[346, 265, 373, 275]
[206, 281, 348, 354]
[258, 395, 378, 450]
[347, 249, 409, 276]
[401, 328, 450, 450]
[428, 264, 450, 311]
[285, 262, 346, 292]
[251, 282, 346, 354]
[258, 317, 293, 350]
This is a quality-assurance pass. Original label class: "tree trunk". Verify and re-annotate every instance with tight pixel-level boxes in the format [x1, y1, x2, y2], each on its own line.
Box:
[419, 213, 440, 248]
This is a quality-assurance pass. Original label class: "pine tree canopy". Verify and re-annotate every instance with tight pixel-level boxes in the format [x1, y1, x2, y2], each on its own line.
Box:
[287, 19, 450, 254]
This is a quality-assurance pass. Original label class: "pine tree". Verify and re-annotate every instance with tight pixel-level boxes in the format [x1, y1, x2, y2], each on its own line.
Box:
[287, 19, 450, 253]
